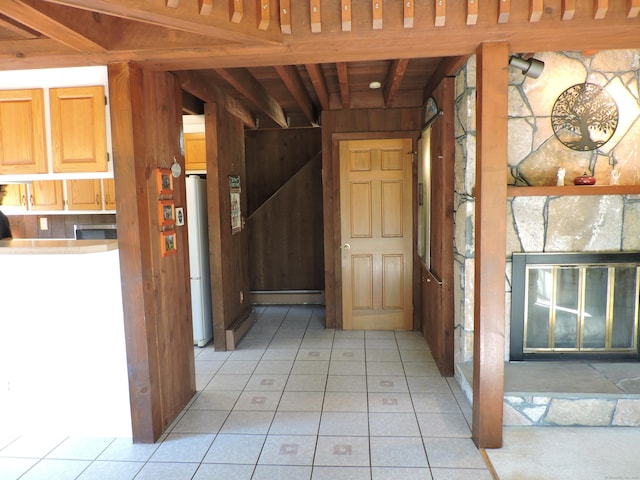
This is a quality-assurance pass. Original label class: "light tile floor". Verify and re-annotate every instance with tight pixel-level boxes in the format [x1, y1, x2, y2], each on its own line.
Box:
[0, 304, 493, 480]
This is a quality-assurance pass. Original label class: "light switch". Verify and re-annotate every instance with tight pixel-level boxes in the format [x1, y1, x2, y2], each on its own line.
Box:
[39, 217, 48, 231]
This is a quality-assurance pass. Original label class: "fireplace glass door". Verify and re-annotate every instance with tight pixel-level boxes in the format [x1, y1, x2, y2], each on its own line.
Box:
[523, 264, 639, 355]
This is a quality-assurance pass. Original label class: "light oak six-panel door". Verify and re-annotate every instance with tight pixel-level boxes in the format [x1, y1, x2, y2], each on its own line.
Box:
[340, 138, 413, 331]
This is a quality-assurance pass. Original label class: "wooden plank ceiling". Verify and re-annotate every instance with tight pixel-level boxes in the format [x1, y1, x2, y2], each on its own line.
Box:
[0, 0, 638, 128]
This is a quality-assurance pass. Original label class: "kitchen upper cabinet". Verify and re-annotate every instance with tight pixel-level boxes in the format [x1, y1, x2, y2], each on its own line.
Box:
[184, 133, 206, 172]
[3, 184, 27, 211]
[29, 180, 63, 211]
[49, 86, 107, 173]
[103, 178, 116, 211]
[67, 179, 102, 211]
[0, 89, 47, 175]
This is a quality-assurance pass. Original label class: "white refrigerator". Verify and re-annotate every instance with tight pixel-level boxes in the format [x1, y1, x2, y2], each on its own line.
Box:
[186, 175, 213, 347]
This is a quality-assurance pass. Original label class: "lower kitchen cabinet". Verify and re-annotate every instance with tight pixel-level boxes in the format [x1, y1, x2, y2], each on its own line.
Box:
[103, 178, 116, 210]
[67, 179, 103, 210]
[29, 180, 64, 211]
[3, 184, 27, 211]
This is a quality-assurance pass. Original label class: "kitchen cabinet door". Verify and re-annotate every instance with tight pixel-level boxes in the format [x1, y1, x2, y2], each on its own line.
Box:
[29, 180, 63, 211]
[0, 89, 48, 174]
[67, 179, 102, 210]
[50, 86, 108, 173]
[103, 178, 116, 210]
[2, 184, 27, 211]
[184, 132, 206, 172]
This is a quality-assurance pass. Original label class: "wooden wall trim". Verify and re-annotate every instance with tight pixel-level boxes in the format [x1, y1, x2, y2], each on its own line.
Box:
[472, 42, 508, 449]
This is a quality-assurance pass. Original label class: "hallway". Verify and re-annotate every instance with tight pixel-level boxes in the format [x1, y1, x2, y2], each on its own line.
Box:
[0, 304, 492, 479]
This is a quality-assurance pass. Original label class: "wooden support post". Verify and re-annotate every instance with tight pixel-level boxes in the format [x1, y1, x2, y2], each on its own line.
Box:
[404, 0, 414, 28]
[342, 0, 352, 31]
[310, 0, 321, 32]
[230, 0, 243, 23]
[257, 0, 270, 30]
[372, 0, 383, 29]
[198, 0, 213, 15]
[467, 0, 478, 25]
[472, 41, 508, 450]
[498, 0, 510, 23]
[435, 0, 446, 27]
[280, 0, 291, 34]
[530, 0, 543, 21]
[594, 0, 608, 19]
[629, 0, 640, 17]
[562, 0, 576, 20]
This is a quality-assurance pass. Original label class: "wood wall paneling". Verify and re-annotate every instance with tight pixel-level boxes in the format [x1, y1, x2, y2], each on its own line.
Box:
[205, 102, 253, 350]
[472, 42, 508, 450]
[107, 62, 195, 443]
[422, 77, 455, 377]
[245, 128, 324, 292]
[5, 213, 116, 239]
[321, 107, 423, 330]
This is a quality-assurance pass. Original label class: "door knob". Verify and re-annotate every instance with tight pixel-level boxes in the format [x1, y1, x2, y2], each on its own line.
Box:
[342, 243, 351, 251]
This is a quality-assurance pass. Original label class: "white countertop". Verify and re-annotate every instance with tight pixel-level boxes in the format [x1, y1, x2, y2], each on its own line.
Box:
[0, 239, 118, 254]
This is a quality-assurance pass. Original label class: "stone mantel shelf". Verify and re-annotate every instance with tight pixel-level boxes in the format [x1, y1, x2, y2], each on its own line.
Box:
[507, 185, 640, 197]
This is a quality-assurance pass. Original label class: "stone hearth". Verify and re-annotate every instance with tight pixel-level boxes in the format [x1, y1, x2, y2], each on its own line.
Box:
[458, 362, 640, 427]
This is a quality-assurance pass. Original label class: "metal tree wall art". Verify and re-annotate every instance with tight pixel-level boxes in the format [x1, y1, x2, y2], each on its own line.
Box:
[551, 83, 618, 151]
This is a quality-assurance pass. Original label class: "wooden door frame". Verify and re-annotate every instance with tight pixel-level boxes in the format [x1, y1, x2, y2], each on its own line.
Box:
[327, 131, 421, 331]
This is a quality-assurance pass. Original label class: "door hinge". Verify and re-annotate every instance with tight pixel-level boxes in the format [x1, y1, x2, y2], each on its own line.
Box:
[104, 95, 108, 106]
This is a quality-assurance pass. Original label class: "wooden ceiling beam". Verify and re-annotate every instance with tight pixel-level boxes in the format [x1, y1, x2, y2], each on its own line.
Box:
[230, 0, 243, 23]
[342, 0, 352, 31]
[498, 0, 511, 23]
[530, 0, 544, 22]
[274, 65, 318, 125]
[215, 67, 288, 128]
[305, 64, 330, 111]
[423, 55, 470, 101]
[3, 0, 107, 52]
[0, 16, 39, 37]
[310, 0, 321, 33]
[383, 58, 409, 108]
[257, 0, 269, 31]
[43, 0, 280, 44]
[336, 62, 350, 109]
[280, 0, 292, 34]
[594, 0, 608, 19]
[628, 0, 640, 17]
[404, 0, 414, 28]
[467, 0, 478, 25]
[435, 0, 446, 27]
[199, 0, 213, 16]
[372, 1, 382, 30]
[562, 0, 576, 20]
[175, 70, 256, 128]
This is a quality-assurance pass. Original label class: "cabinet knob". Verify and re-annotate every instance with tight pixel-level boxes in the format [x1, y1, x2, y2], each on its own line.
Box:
[96, 194, 100, 205]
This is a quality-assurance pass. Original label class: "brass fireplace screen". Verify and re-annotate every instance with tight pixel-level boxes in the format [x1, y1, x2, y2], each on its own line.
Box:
[510, 253, 640, 361]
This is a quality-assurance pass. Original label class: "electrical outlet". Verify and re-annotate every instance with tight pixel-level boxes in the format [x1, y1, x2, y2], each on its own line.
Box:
[39, 217, 48, 231]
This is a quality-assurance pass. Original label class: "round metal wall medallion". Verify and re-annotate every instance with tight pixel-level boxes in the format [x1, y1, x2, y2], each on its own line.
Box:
[551, 83, 618, 151]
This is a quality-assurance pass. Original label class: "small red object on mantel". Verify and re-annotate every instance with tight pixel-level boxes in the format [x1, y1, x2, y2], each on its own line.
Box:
[574, 172, 596, 185]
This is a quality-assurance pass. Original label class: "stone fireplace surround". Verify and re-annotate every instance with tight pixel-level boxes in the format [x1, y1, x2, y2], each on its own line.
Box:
[452, 49, 640, 427]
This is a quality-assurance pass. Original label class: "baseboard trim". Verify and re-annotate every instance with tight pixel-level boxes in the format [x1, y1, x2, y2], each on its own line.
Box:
[250, 290, 325, 305]
[225, 309, 258, 351]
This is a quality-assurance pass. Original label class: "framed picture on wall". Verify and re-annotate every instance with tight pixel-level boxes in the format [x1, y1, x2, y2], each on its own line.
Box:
[158, 200, 175, 228]
[157, 168, 173, 197]
[161, 230, 177, 256]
